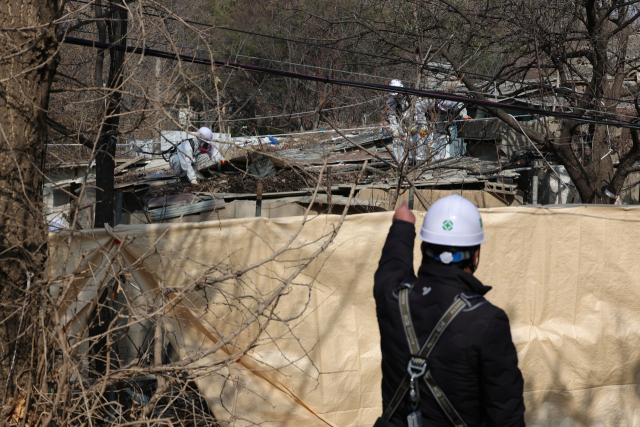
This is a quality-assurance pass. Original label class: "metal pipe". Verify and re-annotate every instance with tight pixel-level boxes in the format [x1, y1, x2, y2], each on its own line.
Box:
[532, 174, 539, 205]
[256, 182, 263, 217]
[327, 167, 332, 213]
[115, 189, 123, 225]
[408, 188, 415, 210]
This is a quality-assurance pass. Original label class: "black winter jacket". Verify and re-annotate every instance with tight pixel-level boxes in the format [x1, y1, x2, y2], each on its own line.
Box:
[374, 219, 525, 427]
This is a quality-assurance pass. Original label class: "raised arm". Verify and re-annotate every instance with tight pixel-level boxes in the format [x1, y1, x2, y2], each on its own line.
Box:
[373, 201, 417, 298]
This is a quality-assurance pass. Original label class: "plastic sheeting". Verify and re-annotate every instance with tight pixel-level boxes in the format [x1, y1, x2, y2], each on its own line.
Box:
[49, 206, 640, 426]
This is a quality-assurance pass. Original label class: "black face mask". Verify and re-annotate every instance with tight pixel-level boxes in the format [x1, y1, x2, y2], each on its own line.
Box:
[200, 142, 211, 153]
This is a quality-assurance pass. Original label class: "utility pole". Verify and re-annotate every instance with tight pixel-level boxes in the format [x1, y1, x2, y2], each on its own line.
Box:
[94, 0, 128, 228]
[89, 3, 127, 414]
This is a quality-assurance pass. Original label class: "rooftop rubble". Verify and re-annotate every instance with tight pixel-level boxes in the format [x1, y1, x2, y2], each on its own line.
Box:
[45, 120, 640, 228]
[110, 128, 536, 224]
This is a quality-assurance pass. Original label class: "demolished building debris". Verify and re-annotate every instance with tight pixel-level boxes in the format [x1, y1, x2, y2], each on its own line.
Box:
[45, 118, 640, 230]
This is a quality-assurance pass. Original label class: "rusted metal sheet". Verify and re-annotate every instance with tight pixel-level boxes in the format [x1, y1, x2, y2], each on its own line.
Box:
[148, 199, 226, 221]
[148, 193, 197, 209]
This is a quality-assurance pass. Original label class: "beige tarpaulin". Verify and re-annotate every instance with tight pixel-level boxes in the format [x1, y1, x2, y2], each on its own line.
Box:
[49, 206, 640, 426]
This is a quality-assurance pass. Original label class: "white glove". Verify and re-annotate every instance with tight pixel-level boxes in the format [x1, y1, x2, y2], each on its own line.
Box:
[190, 179, 198, 185]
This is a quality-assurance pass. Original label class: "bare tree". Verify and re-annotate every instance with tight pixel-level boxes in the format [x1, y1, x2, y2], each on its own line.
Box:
[307, 0, 640, 203]
[2, 1, 380, 425]
[0, 0, 61, 405]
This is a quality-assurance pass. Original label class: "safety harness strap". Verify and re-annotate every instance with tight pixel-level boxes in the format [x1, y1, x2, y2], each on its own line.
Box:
[424, 371, 466, 427]
[381, 279, 469, 426]
[164, 138, 197, 162]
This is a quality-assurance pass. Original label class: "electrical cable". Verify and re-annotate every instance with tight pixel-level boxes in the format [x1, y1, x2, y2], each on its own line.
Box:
[66, 29, 640, 119]
[70, 28, 418, 85]
[67, 0, 640, 106]
[65, 29, 636, 121]
[60, 36, 640, 132]
[467, 89, 640, 121]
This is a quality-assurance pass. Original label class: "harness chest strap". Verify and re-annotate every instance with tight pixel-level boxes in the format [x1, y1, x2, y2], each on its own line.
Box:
[165, 138, 197, 162]
[381, 282, 470, 426]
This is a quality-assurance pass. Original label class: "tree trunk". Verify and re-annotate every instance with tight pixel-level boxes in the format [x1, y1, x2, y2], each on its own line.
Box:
[0, 0, 60, 394]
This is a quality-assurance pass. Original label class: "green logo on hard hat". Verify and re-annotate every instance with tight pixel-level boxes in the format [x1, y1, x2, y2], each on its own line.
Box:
[442, 220, 453, 231]
[479, 218, 483, 228]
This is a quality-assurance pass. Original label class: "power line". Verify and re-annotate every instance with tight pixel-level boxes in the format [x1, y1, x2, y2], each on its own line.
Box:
[61, 36, 640, 131]
[67, 0, 640, 106]
[468, 89, 640, 121]
[70, 29, 420, 85]
[66, 28, 635, 121]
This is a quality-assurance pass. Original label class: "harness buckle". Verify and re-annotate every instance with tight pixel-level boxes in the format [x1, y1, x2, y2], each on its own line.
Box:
[407, 357, 426, 409]
[407, 357, 427, 380]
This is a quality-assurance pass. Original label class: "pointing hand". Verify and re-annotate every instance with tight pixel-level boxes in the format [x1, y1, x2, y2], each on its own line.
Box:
[393, 200, 416, 224]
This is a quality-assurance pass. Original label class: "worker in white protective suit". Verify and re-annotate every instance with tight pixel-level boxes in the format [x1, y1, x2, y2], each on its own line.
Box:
[409, 98, 437, 163]
[384, 80, 410, 163]
[168, 127, 224, 184]
[428, 100, 465, 161]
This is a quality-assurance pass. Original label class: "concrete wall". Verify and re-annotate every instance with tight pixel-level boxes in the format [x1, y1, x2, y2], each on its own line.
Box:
[535, 166, 640, 206]
[539, 165, 581, 204]
[45, 187, 96, 229]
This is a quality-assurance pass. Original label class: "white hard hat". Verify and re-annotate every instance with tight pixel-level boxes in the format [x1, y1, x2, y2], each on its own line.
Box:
[197, 127, 213, 140]
[418, 194, 486, 247]
[389, 79, 403, 96]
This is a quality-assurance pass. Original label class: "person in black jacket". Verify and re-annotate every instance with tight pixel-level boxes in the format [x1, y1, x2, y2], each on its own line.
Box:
[374, 195, 525, 427]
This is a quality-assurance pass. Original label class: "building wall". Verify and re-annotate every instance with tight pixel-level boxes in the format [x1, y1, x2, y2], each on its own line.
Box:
[457, 118, 545, 161]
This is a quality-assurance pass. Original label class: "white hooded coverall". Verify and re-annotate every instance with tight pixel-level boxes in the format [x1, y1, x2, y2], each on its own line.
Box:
[429, 101, 463, 161]
[169, 138, 224, 182]
[410, 98, 437, 162]
[385, 95, 410, 162]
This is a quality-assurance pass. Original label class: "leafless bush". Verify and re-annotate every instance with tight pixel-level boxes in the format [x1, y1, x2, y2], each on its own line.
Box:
[1, 0, 383, 424]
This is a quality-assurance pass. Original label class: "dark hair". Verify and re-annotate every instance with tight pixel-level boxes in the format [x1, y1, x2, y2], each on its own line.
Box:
[421, 242, 479, 270]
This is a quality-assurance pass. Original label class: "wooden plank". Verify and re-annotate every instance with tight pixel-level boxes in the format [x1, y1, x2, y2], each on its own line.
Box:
[114, 155, 147, 174]
[216, 190, 312, 200]
[299, 195, 386, 207]
[114, 175, 174, 190]
[300, 186, 341, 193]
